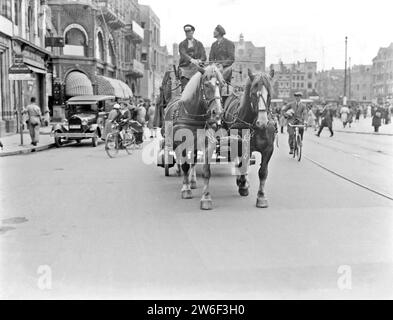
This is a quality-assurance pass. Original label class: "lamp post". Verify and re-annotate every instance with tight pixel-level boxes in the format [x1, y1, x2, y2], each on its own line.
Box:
[343, 36, 348, 105]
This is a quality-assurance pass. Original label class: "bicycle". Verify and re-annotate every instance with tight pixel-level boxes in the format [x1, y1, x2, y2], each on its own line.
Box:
[105, 121, 137, 158]
[288, 123, 306, 162]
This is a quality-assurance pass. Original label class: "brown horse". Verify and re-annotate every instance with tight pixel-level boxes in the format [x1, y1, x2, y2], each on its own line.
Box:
[163, 64, 225, 209]
[223, 69, 276, 208]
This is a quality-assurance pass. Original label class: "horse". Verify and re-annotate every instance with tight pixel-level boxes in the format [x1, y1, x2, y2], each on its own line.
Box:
[223, 68, 276, 208]
[163, 64, 225, 210]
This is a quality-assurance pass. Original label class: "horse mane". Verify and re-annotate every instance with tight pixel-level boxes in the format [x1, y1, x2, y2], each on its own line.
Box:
[238, 72, 272, 120]
[181, 72, 202, 104]
[180, 64, 224, 105]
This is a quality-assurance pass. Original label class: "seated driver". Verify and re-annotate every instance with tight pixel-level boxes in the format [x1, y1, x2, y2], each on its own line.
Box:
[282, 92, 308, 154]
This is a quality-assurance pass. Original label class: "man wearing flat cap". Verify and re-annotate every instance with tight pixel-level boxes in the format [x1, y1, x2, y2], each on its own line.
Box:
[282, 92, 308, 154]
[178, 24, 207, 91]
[209, 25, 235, 83]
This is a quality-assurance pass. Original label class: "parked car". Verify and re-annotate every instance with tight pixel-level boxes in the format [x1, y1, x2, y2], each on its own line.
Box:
[51, 95, 116, 147]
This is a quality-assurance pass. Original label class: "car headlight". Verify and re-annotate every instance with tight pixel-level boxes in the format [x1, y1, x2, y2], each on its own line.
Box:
[82, 120, 88, 126]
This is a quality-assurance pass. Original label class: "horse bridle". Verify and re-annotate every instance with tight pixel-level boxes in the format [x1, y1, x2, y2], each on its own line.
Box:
[183, 76, 222, 119]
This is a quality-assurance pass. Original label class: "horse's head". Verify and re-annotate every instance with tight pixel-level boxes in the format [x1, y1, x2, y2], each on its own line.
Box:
[248, 69, 274, 128]
[200, 64, 225, 128]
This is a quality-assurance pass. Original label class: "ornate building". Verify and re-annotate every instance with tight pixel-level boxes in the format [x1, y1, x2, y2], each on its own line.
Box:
[350, 65, 373, 102]
[372, 43, 393, 101]
[1, 0, 52, 135]
[47, 0, 144, 119]
[139, 4, 168, 102]
[271, 60, 318, 100]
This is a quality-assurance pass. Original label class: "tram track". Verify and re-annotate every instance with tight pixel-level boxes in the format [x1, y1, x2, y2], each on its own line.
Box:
[305, 136, 393, 170]
[303, 155, 393, 201]
[300, 134, 393, 201]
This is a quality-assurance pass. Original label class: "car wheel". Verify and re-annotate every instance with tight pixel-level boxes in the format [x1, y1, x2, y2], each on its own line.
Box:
[54, 133, 63, 148]
[92, 131, 99, 147]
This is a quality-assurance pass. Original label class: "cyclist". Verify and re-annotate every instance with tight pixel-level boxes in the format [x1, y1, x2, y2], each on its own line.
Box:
[282, 92, 308, 154]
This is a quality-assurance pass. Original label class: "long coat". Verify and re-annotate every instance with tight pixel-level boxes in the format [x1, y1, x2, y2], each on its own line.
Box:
[372, 107, 383, 127]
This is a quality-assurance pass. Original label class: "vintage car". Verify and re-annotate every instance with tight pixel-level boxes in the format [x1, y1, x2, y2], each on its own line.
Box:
[52, 95, 116, 147]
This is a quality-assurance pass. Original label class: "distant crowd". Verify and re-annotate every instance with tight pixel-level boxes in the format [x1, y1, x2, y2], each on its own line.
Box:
[273, 101, 393, 134]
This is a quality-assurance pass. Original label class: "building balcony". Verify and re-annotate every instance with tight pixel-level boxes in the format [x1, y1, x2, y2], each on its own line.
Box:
[95, 0, 126, 29]
[124, 21, 144, 43]
[121, 59, 145, 78]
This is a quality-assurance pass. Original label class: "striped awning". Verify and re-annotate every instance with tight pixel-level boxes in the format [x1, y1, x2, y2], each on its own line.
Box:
[96, 76, 133, 99]
[65, 72, 93, 96]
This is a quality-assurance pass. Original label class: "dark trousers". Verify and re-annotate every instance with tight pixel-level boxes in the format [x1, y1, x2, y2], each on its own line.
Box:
[317, 121, 333, 136]
[287, 125, 304, 150]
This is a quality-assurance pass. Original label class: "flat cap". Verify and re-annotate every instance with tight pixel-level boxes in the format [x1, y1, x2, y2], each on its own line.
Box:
[294, 92, 303, 97]
[215, 25, 226, 36]
[184, 24, 195, 32]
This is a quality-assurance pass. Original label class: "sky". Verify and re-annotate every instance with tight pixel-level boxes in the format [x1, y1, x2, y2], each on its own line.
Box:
[139, 0, 392, 71]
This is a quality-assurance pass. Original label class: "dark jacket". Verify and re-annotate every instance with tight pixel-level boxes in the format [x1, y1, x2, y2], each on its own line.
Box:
[372, 107, 383, 127]
[282, 101, 308, 124]
[320, 107, 333, 126]
[179, 38, 207, 67]
[209, 38, 235, 68]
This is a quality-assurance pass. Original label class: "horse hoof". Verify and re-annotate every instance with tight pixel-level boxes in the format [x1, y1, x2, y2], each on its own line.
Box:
[181, 190, 193, 199]
[190, 181, 197, 189]
[256, 197, 269, 208]
[239, 188, 249, 197]
[200, 199, 213, 210]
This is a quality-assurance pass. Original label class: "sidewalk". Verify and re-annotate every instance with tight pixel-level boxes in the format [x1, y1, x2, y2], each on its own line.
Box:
[333, 117, 393, 136]
[0, 126, 55, 157]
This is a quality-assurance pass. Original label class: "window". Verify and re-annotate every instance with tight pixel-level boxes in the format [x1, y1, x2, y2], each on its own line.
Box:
[64, 27, 87, 56]
[108, 41, 116, 65]
[308, 73, 312, 79]
[308, 83, 312, 89]
[141, 22, 145, 28]
[14, 0, 20, 25]
[0, 0, 12, 20]
[96, 32, 105, 61]
[141, 53, 147, 62]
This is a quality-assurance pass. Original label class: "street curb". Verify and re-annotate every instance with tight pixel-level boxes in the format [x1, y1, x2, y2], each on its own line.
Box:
[335, 130, 393, 136]
[0, 143, 56, 157]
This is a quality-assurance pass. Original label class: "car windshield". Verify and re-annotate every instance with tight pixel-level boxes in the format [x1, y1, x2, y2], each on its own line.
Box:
[70, 104, 97, 114]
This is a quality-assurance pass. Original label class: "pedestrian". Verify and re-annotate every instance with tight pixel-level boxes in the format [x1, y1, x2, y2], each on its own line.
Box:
[279, 103, 287, 134]
[178, 24, 207, 91]
[355, 106, 361, 122]
[347, 107, 354, 128]
[24, 97, 42, 146]
[147, 103, 156, 138]
[307, 106, 315, 130]
[372, 105, 383, 133]
[316, 103, 334, 137]
[384, 103, 391, 124]
[340, 105, 350, 128]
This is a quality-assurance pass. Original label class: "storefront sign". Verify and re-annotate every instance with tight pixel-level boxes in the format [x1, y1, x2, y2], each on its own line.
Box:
[9, 54, 34, 80]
